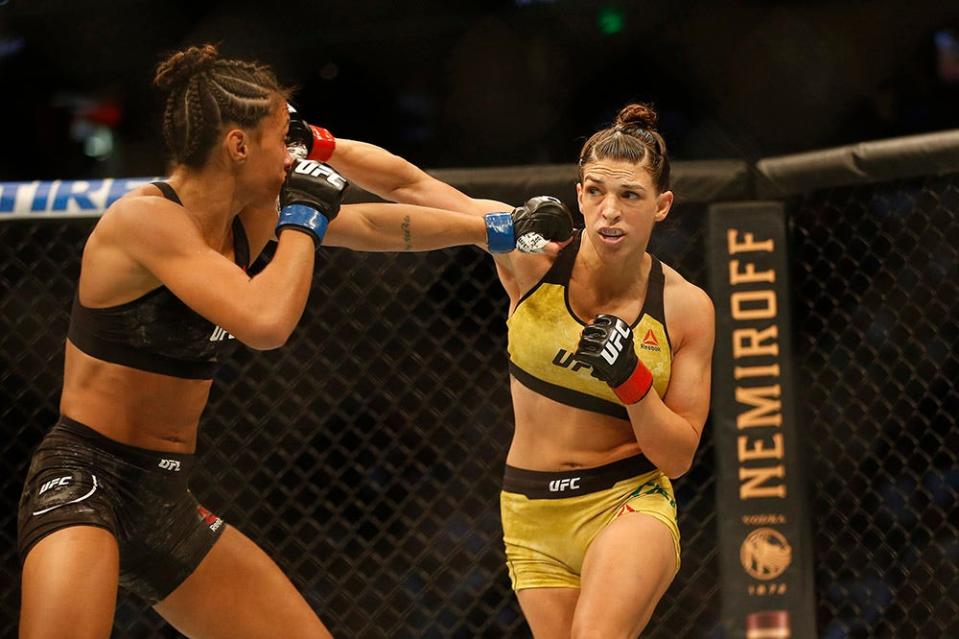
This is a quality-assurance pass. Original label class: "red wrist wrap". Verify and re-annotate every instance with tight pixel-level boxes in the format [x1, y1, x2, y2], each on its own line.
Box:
[612, 361, 654, 404]
[308, 126, 336, 162]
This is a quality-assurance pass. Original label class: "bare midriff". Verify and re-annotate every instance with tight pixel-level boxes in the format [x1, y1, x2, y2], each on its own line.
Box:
[59, 340, 212, 453]
[505, 377, 642, 471]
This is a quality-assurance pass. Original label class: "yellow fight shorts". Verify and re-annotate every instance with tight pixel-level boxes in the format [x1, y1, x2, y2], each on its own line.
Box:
[501, 454, 680, 591]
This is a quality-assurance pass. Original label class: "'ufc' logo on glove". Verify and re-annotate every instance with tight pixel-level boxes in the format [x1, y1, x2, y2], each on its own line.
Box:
[294, 160, 348, 190]
[573, 314, 653, 404]
[572, 314, 641, 389]
[601, 321, 631, 365]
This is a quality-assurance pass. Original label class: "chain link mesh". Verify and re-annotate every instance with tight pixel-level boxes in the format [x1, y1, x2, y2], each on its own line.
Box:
[0, 207, 716, 637]
[2, 173, 956, 637]
[790, 173, 959, 638]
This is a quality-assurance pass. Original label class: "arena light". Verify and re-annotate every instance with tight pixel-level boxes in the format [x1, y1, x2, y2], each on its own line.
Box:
[82, 126, 114, 160]
[597, 7, 625, 35]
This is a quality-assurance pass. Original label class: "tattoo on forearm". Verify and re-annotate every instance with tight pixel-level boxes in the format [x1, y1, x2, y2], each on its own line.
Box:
[401, 215, 413, 250]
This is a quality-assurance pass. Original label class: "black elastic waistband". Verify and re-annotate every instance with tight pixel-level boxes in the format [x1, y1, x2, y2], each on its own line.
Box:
[52, 416, 197, 475]
[503, 454, 656, 499]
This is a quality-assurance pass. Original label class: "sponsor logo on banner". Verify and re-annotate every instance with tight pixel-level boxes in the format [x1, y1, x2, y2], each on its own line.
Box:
[0, 178, 160, 217]
[707, 204, 815, 637]
[740, 527, 792, 580]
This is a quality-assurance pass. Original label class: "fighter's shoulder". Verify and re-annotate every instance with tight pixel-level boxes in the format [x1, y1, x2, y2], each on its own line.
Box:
[499, 251, 555, 294]
[96, 187, 191, 246]
[105, 183, 178, 217]
[661, 261, 714, 330]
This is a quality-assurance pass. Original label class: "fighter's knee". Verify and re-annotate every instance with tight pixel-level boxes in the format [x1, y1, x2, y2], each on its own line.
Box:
[569, 611, 649, 639]
[571, 617, 641, 639]
[571, 628, 629, 639]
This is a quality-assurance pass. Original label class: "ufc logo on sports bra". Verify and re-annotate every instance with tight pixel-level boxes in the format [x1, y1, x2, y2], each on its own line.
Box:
[549, 477, 581, 493]
[601, 322, 631, 365]
[294, 160, 348, 190]
[552, 349, 592, 372]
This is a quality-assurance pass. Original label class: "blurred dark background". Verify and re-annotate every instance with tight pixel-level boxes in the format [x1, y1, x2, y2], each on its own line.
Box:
[1, 0, 957, 182]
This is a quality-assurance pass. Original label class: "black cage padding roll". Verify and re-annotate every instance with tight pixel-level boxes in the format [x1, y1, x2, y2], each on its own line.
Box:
[344, 159, 751, 211]
[0, 191, 718, 636]
[756, 129, 959, 198]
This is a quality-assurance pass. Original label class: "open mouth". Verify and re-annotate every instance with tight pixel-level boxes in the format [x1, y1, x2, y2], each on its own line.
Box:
[598, 228, 626, 243]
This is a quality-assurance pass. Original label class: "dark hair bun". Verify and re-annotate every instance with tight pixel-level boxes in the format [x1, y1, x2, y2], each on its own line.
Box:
[614, 102, 658, 131]
[154, 44, 219, 91]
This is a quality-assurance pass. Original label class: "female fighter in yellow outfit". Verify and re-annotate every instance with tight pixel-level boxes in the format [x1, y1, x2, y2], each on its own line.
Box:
[325, 102, 715, 638]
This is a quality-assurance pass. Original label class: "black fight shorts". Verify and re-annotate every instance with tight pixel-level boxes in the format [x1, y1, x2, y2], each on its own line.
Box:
[17, 416, 226, 604]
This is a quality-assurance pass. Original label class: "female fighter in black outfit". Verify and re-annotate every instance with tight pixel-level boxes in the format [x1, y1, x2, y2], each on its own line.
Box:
[17, 44, 572, 639]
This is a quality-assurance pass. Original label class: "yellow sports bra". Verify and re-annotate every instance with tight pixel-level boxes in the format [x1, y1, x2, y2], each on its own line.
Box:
[507, 232, 672, 421]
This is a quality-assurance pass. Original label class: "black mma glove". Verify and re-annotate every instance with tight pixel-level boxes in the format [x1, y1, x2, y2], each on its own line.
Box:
[276, 159, 349, 247]
[484, 195, 574, 253]
[572, 314, 654, 404]
[286, 103, 336, 162]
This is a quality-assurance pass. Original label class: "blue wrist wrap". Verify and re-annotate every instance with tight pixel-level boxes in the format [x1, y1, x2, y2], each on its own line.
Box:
[277, 204, 329, 246]
[484, 212, 515, 253]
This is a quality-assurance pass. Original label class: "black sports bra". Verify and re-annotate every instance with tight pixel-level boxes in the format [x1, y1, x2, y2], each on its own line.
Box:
[67, 182, 249, 379]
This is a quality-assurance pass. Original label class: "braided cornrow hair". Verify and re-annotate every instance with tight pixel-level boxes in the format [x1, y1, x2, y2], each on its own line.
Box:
[578, 103, 670, 193]
[154, 44, 291, 167]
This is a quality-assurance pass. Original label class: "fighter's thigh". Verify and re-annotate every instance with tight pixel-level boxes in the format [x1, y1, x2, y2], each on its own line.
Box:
[20, 525, 120, 639]
[572, 513, 677, 639]
[153, 525, 331, 639]
[516, 587, 580, 639]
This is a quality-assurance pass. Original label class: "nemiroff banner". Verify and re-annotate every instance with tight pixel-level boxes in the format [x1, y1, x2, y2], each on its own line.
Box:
[707, 202, 816, 639]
